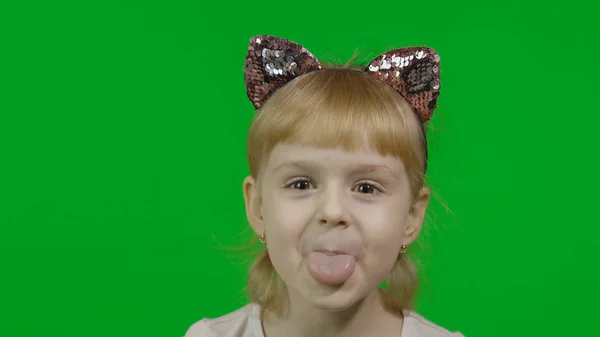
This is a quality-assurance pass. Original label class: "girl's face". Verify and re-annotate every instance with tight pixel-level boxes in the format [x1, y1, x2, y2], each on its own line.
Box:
[244, 142, 429, 311]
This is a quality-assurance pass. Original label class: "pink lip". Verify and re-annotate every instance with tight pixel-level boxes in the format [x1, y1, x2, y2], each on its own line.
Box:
[314, 249, 352, 256]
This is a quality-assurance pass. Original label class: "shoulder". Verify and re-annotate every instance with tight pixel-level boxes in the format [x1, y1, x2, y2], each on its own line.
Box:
[184, 303, 262, 337]
[402, 310, 465, 337]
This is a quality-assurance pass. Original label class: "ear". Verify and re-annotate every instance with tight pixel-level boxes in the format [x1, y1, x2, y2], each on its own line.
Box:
[402, 186, 431, 245]
[244, 35, 322, 109]
[365, 47, 441, 122]
[243, 175, 265, 236]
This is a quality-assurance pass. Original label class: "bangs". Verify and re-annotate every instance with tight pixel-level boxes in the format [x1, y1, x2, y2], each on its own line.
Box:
[246, 68, 427, 190]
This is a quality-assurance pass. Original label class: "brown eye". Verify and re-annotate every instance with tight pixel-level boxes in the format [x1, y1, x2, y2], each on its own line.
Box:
[289, 180, 312, 190]
[356, 183, 377, 194]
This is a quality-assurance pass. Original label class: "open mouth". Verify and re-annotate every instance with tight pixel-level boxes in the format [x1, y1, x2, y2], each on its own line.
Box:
[307, 251, 356, 286]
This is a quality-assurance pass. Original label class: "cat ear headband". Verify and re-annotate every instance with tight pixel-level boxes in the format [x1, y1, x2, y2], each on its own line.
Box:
[243, 35, 441, 122]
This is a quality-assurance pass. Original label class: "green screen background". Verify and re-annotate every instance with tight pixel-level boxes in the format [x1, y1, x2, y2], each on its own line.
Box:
[1, 1, 599, 336]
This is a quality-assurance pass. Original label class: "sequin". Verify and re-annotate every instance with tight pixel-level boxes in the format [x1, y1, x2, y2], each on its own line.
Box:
[243, 35, 440, 122]
[365, 46, 440, 121]
[381, 58, 391, 70]
[244, 35, 322, 109]
[243, 35, 441, 173]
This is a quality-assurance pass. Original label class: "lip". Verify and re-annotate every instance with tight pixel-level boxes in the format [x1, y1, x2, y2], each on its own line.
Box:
[314, 249, 353, 256]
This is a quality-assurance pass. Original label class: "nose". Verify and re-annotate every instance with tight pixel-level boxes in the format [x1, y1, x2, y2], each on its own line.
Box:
[317, 183, 350, 227]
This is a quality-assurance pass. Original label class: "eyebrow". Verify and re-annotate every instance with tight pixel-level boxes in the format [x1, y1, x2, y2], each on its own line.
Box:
[271, 160, 399, 177]
[348, 163, 400, 178]
[271, 160, 317, 174]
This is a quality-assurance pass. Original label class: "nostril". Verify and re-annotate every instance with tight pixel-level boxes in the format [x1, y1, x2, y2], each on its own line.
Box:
[319, 218, 349, 227]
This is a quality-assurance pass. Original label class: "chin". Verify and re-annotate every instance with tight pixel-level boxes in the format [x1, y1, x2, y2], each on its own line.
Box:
[311, 296, 361, 311]
[297, 272, 371, 311]
[311, 288, 372, 312]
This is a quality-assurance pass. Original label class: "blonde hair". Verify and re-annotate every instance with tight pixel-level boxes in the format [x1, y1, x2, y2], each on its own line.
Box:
[244, 65, 428, 317]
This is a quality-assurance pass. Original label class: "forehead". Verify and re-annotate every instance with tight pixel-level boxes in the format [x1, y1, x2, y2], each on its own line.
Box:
[265, 143, 406, 174]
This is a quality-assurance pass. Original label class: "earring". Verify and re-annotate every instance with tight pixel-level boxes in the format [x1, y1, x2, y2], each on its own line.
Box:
[258, 232, 266, 244]
[400, 244, 408, 254]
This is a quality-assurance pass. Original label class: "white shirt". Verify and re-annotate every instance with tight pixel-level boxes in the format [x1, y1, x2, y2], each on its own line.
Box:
[184, 303, 465, 337]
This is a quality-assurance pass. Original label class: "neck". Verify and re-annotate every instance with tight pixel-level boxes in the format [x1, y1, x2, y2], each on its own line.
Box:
[262, 289, 404, 337]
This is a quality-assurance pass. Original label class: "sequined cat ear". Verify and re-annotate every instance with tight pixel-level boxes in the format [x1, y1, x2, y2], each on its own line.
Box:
[244, 35, 323, 109]
[365, 47, 440, 122]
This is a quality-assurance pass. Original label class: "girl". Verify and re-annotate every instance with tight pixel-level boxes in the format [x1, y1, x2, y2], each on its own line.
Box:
[185, 35, 464, 337]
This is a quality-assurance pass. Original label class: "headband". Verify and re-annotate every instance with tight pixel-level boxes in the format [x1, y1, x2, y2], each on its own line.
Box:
[242, 35, 441, 122]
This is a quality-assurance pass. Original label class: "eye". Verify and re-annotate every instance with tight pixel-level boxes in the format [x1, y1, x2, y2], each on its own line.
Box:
[286, 178, 313, 190]
[354, 182, 382, 195]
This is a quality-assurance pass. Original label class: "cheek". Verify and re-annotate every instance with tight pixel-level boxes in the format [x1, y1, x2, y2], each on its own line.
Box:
[366, 220, 405, 260]
[355, 199, 408, 265]
[265, 193, 313, 234]
[263, 195, 314, 282]
[360, 219, 405, 280]
[356, 198, 409, 237]
[262, 193, 314, 259]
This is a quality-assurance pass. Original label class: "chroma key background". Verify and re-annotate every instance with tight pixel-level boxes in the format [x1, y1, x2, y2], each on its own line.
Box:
[0, 1, 598, 336]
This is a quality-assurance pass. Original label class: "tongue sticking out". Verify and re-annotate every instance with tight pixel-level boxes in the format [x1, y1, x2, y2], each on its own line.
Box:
[307, 252, 356, 285]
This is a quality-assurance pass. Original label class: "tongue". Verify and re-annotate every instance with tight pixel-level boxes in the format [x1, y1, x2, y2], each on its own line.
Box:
[307, 252, 356, 285]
